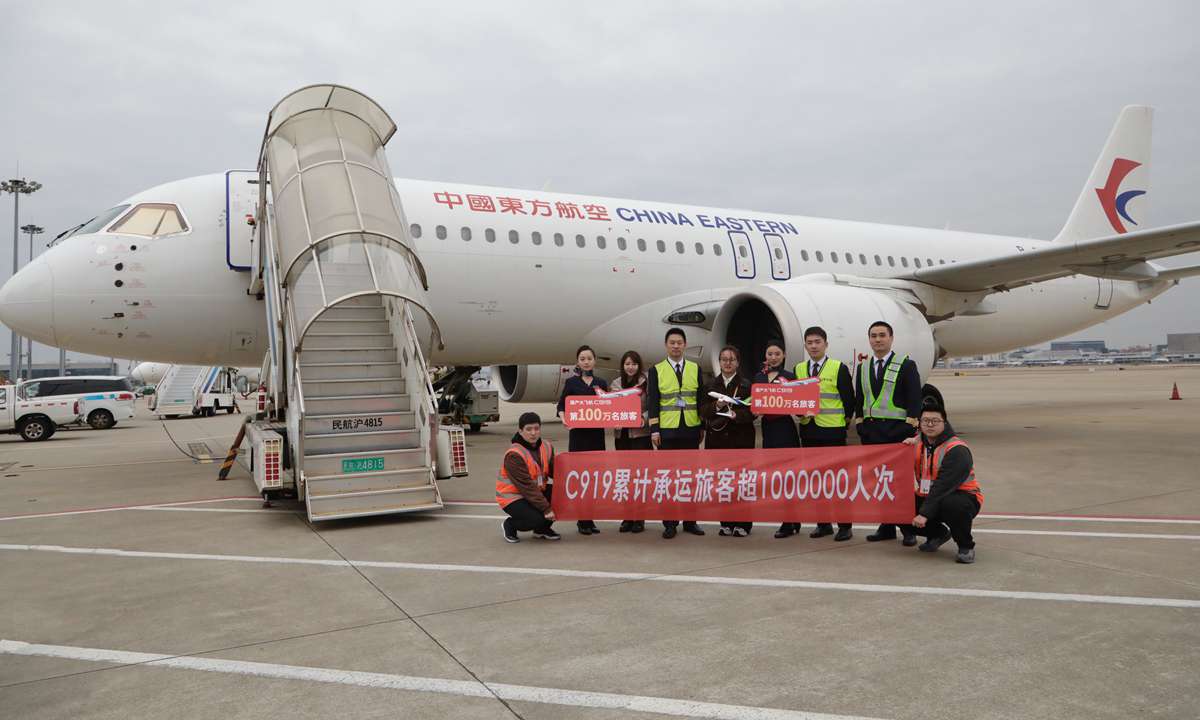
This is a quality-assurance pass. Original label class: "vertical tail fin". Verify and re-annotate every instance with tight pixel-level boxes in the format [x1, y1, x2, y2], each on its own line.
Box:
[1054, 105, 1153, 243]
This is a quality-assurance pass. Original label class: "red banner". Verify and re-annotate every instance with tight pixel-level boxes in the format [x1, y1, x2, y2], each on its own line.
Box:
[553, 444, 914, 523]
[750, 381, 820, 415]
[563, 393, 643, 429]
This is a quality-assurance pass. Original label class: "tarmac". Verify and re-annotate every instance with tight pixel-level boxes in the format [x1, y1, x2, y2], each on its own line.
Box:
[0, 365, 1197, 719]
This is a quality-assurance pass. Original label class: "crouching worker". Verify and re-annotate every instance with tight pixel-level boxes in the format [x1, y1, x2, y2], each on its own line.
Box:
[498, 412, 561, 543]
[901, 403, 982, 564]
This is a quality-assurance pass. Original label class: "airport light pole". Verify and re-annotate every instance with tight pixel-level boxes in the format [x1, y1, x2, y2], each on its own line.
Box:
[20, 224, 43, 377]
[2, 178, 42, 382]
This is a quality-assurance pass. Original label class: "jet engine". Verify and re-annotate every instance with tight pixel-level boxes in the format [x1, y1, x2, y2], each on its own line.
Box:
[491, 364, 574, 403]
[709, 280, 936, 379]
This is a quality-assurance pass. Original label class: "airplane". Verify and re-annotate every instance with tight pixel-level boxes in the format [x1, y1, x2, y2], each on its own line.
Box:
[1, 104, 1198, 407]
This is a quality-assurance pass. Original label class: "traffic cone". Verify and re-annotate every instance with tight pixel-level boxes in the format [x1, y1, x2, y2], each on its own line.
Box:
[1170, 383, 1182, 400]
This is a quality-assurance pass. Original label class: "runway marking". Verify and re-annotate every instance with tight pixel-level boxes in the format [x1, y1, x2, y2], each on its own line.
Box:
[0, 640, 882, 720]
[3, 543, 1198, 609]
[10, 458, 195, 472]
[415, 513, 1200, 541]
[0, 497, 263, 522]
[980, 513, 1200, 525]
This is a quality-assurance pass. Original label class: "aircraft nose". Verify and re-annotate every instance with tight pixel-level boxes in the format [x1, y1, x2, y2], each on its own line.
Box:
[0, 255, 56, 347]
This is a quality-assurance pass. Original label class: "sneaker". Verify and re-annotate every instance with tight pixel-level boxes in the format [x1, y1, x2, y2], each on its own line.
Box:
[732, 527, 749, 538]
[718, 526, 732, 536]
[956, 547, 976, 564]
[534, 528, 561, 541]
[502, 518, 519, 543]
[918, 527, 952, 552]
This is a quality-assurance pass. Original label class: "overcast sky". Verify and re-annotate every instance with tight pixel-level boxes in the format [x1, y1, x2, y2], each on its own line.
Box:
[1, 1, 1197, 368]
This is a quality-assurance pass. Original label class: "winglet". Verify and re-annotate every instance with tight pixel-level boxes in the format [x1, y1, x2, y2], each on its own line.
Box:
[1054, 106, 1153, 243]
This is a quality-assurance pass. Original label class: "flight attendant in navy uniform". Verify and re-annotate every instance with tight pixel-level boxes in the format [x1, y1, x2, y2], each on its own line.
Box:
[752, 339, 802, 539]
[557, 345, 608, 535]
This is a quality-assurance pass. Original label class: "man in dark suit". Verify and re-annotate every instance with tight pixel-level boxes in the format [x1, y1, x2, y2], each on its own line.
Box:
[854, 320, 923, 545]
[647, 327, 706, 538]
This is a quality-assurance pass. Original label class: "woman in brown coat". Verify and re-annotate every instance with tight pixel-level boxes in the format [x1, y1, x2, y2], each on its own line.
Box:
[700, 346, 756, 536]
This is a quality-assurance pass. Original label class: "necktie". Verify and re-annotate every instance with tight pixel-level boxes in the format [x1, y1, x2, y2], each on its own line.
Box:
[875, 359, 884, 384]
[810, 362, 819, 377]
[674, 362, 683, 379]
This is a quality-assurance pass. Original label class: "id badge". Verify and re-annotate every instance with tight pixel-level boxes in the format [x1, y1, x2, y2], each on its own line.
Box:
[676, 397, 686, 408]
[919, 478, 931, 494]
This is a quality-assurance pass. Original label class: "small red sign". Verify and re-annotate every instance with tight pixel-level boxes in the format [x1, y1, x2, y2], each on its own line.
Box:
[750, 381, 820, 415]
[564, 393, 643, 429]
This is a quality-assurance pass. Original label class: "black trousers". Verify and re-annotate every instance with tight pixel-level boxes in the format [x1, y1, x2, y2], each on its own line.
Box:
[660, 432, 701, 530]
[860, 420, 914, 537]
[901, 493, 979, 549]
[616, 435, 652, 526]
[801, 429, 851, 531]
[503, 488, 554, 533]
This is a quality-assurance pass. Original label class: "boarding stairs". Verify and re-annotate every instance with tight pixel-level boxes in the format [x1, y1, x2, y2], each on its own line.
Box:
[254, 85, 445, 522]
[150, 364, 211, 417]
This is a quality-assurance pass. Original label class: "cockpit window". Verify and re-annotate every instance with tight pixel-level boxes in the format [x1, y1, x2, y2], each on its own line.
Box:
[109, 203, 188, 237]
[52, 204, 131, 245]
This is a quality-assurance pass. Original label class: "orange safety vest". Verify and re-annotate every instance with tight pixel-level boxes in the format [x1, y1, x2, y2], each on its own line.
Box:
[915, 436, 983, 508]
[495, 441, 554, 509]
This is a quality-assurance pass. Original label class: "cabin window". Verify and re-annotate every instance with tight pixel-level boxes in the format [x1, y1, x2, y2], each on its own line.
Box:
[738, 244, 748, 258]
[617, 236, 627, 251]
[109, 203, 188, 237]
[656, 240, 666, 253]
[887, 256, 895, 267]
[874, 254, 882, 265]
[576, 234, 586, 248]
[927, 257, 934, 267]
[831, 252, 839, 264]
[774, 248, 784, 260]
[675, 241, 685, 254]
[712, 243, 722, 256]
[435, 225, 447, 240]
[800, 249, 809, 261]
[815, 251, 824, 262]
[939, 259, 947, 265]
[596, 235, 607, 249]
[409, 223, 422, 238]
[460, 227, 471, 241]
[844, 252, 853, 264]
[485, 228, 496, 243]
[901, 257, 909, 268]
[509, 230, 519, 244]
[531, 231, 542, 246]
[554, 232, 564, 247]
[695, 242, 705, 255]
[637, 238, 647, 252]
[859, 253, 867, 264]
[914, 257, 922, 268]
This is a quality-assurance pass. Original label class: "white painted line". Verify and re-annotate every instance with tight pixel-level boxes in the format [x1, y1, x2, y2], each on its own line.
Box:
[0, 640, 880, 720]
[980, 514, 1200, 526]
[418, 513, 1200, 541]
[14, 458, 195, 472]
[0, 497, 263, 522]
[129, 506, 292, 515]
[975, 528, 1200, 541]
[2, 543, 1198, 609]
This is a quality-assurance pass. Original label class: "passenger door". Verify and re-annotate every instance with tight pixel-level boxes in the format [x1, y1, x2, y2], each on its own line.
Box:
[762, 233, 791, 280]
[225, 170, 258, 271]
[728, 231, 756, 279]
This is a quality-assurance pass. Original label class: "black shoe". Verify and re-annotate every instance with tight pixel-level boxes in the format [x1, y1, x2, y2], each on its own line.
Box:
[834, 527, 853, 542]
[683, 522, 705, 536]
[663, 526, 677, 539]
[918, 528, 951, 552]
[774, 523, 796, 539]
[809, 524, 834, 539]
[502, 518, 519, 543]
[577, 524, 593, 536]
[619, 521, 633, 533]
[534, 528, 561, 541]
[631, 521, 645, 534]
[902, 533, 919, 547]
[865, 531, 896, 542]
[956, 547, 976, 564]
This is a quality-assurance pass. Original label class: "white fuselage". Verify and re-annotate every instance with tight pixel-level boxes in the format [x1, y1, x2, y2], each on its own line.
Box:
[4, 173, 1170, 370]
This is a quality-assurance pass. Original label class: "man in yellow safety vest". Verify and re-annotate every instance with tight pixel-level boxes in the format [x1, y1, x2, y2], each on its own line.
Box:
[796, 326, 857, 541]
[647, 327, 706, 539]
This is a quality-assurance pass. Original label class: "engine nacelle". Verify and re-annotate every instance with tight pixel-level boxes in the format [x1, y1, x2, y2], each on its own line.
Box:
[130, 362, 171, 386]
[492, 364, 574, 403]
[709, 280, 936, 379]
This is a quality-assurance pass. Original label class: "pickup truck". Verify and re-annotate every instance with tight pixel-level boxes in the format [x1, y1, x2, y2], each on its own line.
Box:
[0, 384, 83, 441]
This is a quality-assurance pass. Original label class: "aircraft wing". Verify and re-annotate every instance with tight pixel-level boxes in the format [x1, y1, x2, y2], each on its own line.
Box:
[909, 220, 1200, 292]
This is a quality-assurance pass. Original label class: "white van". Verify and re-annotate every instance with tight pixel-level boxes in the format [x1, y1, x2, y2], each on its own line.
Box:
[18, 376, 136, 430]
